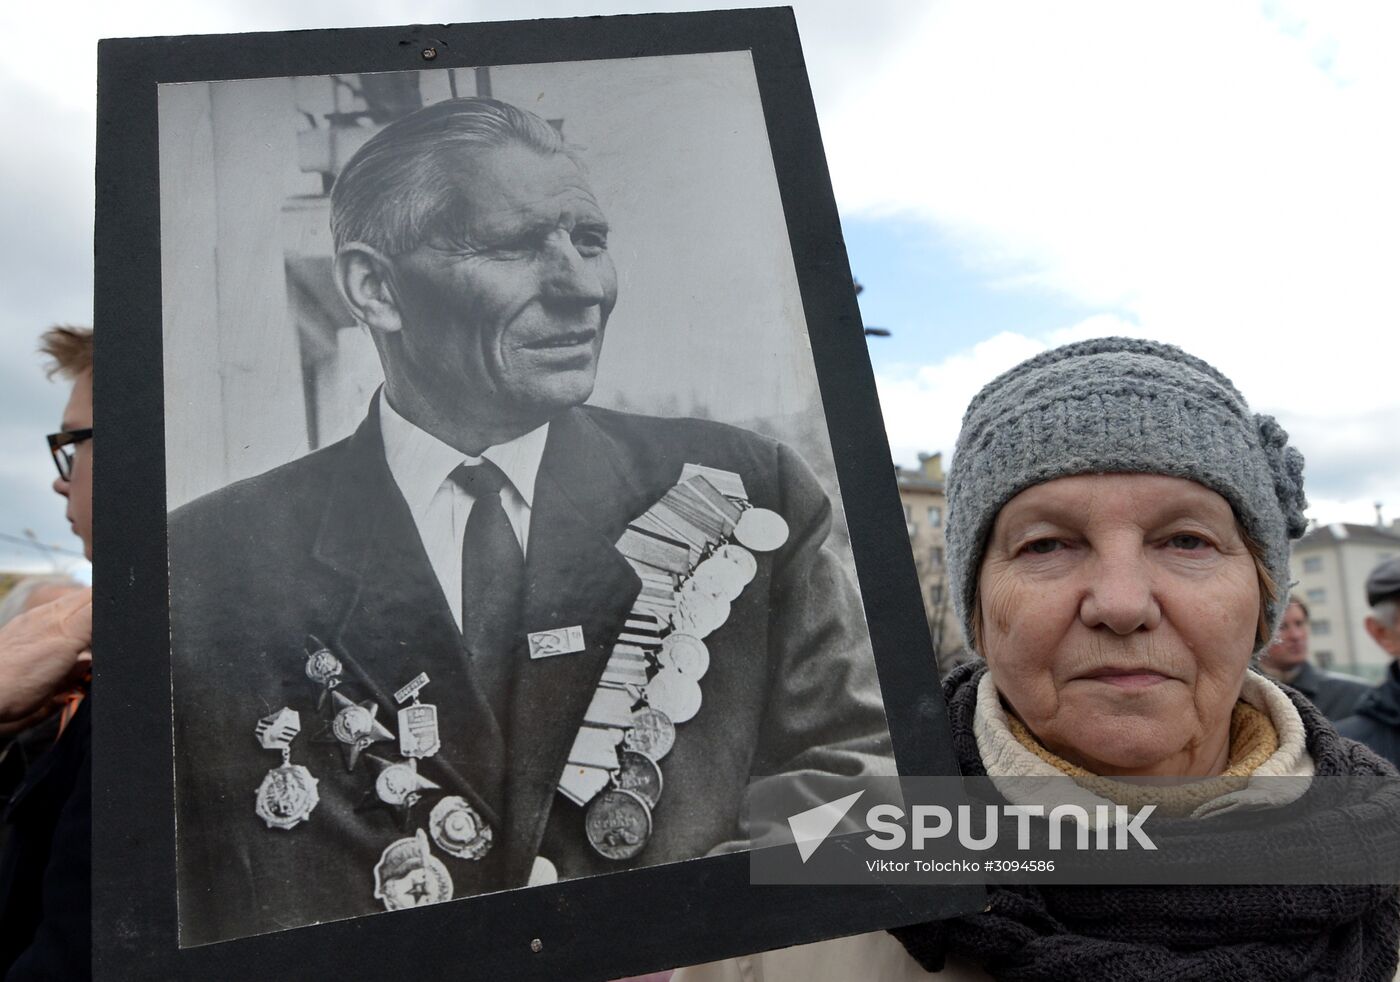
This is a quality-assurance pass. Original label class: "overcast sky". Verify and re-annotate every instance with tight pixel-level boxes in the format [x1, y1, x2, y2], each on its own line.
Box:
[1, 0, 1397, 573]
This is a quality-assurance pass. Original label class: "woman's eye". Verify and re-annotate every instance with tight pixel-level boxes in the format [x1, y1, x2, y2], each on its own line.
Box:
[1022, 539, 1063, 555]
[1167, 533, 1208, 550]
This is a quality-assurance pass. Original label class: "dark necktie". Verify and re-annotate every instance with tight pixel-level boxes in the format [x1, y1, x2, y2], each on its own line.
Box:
[450, 460, 526, 722]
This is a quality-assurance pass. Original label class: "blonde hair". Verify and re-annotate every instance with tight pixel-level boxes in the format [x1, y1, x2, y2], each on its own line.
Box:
[39, 325, 93, 380]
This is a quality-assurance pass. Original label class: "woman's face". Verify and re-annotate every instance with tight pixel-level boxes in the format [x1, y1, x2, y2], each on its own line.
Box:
[978, 473, 1260, 778]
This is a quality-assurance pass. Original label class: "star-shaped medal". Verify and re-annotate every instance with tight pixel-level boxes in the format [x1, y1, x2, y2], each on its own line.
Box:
[315, 691, 394, 771]
[358, 754, 441, 830]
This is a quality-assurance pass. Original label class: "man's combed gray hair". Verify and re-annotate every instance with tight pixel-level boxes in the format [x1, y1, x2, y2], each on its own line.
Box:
[331, 97, 568, 256]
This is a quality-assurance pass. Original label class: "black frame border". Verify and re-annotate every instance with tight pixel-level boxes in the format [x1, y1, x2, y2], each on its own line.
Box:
[93, 8, 980, 979]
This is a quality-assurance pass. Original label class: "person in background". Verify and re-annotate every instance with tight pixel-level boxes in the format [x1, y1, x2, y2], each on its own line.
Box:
[0, 577, 84, 628]
[1257, 595, 1370, 721]
[0, 326, 94, 980]
[1337, 558, 1400, 767]
[0, 574, 84, 854]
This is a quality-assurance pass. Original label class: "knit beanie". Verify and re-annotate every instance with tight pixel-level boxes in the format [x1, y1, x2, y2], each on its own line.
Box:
[945, 337, 1307, 651]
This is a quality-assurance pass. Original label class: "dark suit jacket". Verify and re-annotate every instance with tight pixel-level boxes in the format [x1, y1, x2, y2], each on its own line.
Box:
[1337, 661, 1400, 768]
[169, 404, 891, 946]
[0, 700, 91, 980]
[1288, 662, 1371, 722]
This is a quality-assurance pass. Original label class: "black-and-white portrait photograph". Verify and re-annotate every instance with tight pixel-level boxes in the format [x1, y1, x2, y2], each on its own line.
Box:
[159, 51, 896, 946]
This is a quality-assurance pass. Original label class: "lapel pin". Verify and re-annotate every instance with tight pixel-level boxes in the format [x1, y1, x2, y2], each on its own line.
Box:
[527, 625, 586, 659]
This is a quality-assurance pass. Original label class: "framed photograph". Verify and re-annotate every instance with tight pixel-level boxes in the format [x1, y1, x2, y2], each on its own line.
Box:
[95, 8, 978, 978]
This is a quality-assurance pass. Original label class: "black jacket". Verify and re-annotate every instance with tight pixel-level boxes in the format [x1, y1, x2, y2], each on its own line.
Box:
[1288, 661, 1372, 722]
[0, 699, 91, 981]
[168, 404, 891, 946]
[1337, 661, 1400, 769]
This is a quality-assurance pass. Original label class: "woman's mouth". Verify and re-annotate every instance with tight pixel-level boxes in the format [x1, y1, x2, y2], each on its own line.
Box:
[1077, 668, 1171, 689]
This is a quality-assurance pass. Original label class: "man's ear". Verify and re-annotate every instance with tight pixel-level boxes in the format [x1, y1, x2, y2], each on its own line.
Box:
[335, 243, 402, 334]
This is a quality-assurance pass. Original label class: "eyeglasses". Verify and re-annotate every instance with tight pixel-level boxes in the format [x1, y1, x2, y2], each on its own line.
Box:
[47, 428, 93, 481]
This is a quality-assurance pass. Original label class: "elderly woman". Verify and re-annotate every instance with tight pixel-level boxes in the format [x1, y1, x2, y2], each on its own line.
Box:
[677, 338, 1400, 981]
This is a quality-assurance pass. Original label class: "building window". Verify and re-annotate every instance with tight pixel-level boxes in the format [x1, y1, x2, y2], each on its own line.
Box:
[927, 506, 942, 527]
[1302, 556, 1323, 573]
[928, 547, 943, 569]
[1312, 619, 1331, 637]
[1305, 588, 1325, 604]
[929, 583, 943, 605]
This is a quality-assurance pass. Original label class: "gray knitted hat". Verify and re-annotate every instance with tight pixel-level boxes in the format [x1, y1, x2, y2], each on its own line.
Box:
[945, 337, 1307, 652]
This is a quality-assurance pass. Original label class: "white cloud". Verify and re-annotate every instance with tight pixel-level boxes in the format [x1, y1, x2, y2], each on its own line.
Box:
[877, 330, 1046, 469]
[824, 3, 1400, 522]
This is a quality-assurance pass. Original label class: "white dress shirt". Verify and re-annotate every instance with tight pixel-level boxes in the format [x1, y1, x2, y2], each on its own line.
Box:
[378, 393, 550, 632]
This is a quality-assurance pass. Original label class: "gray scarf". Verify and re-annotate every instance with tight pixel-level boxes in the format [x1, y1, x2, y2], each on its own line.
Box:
[890, 663, 1400, 981]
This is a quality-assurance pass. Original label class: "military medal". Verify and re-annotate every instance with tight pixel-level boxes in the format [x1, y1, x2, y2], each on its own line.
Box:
[644, 667, 703, 724]
[373, 753, 440, 819]
[616, 749, 663, 809]
[690, 555, 746, 603]
[321, 691, 394, 771]
[585, 787, 653, 861]
[528, 856, 558, 886]
[429, 795, 493, 860]
[303, 635, 343, 710]
[393, 672, 441, 759]
[658, 633, 709, 679]
[557, 463, 789, 854]
[624, 707, 676, 761]
[734, 507, 790, 552]
[253, 708, 319, 830]
[673, 583, 729, 638]
[373, 829, 453, 911]
[714, 543, 757, 585]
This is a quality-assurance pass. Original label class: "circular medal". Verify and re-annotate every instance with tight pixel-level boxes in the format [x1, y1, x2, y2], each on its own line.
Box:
[659, 633, 710, 679]
[624, 707, 677, 761]
[734, 508, 789, 552]
[645, 668, 703, 724]
[304, 648, 343, 687]
[430, 795, 493, 861]
[584, 788, 653, 861]
[715, 543, 757, 585]
[333, 704, 374, 744]
[616, 749, 664, 809]
[690, 557, 745, 603]
[255, 763, 320, 830]
[528, 856, 558, 886]
[373, 833, 453, 910]
[674, 585, 729, 638]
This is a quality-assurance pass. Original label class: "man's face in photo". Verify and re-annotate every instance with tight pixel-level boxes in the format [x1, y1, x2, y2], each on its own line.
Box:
[389, 142, 618, 424]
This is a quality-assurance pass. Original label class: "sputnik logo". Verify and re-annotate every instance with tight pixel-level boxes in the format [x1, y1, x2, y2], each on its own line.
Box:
[787, 790, 865, 863]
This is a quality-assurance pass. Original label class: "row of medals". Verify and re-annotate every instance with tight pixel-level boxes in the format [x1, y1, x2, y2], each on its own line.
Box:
[253, 652, 485, 910]
[248, 463, 789, 909]
[560, 463, 790, 862]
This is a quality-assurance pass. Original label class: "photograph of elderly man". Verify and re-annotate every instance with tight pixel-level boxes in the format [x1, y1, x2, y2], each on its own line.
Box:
[166, 73, 892, 946]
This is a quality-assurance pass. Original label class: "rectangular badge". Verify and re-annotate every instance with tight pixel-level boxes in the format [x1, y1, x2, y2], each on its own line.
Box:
[393, 672, 431, 705]
[528, 625, 586, 659]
